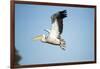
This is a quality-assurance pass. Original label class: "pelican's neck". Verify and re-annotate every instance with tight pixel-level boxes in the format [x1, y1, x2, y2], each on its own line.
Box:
[41, 35, 47, 43]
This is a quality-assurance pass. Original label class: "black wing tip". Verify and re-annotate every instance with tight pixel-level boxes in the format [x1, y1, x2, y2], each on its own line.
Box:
[62, 10, 67, 13]
[59, 10, 67, 18]
[51, 10, 67, 23]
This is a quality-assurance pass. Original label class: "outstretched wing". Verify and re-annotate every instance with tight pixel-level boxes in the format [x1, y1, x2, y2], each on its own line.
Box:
[49, 10, 67, 38]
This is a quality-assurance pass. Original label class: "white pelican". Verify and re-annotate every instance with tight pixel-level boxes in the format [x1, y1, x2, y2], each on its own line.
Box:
[33, 10, 67, 50]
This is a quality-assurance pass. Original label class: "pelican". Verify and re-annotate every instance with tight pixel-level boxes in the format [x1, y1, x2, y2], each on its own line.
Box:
[33, 10, 67, 50]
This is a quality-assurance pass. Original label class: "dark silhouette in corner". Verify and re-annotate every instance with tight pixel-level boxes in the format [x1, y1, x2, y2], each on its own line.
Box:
[15, 48, 22, 65]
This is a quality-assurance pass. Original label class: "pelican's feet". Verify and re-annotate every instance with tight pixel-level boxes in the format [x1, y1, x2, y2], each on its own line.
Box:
[60, 39, 66, 46]
[60, 39, 66, 50]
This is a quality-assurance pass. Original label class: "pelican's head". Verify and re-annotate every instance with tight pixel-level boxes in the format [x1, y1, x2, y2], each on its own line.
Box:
[32, 34, 47, 43]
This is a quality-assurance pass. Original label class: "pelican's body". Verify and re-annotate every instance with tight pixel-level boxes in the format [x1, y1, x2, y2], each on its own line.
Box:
[33, 10, 67, 50]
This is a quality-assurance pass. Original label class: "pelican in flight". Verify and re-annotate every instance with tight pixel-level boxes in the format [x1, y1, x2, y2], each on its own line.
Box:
[33, 10, 67, 50]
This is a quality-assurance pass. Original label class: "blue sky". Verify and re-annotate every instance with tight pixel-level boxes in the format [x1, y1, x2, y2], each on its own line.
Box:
[15, 4, 95, 65]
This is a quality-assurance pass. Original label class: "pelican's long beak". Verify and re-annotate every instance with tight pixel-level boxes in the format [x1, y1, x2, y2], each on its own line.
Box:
[32, 35, 43, 41]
